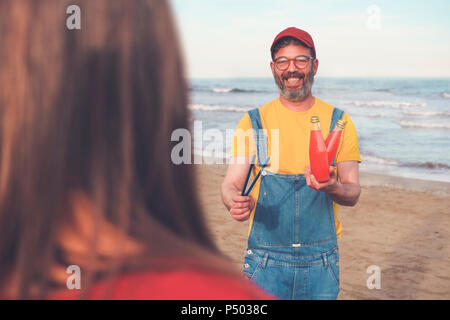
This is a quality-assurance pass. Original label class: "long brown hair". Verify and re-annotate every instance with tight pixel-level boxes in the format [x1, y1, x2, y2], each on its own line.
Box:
[0, 0, 225, 298]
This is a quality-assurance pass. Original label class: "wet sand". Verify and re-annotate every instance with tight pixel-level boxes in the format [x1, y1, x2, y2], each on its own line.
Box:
[196, 164, 450, 300]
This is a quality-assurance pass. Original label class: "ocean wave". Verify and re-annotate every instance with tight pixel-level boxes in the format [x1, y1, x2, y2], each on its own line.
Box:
[344, 100, 427, 109]
[373, 88, 391, 92]
[442, 92, 450, 99]
[361, 153, 399, 166]
[367, 113, 385, 119]
[398, 121, 450, 130]
[212, 87, 262, 93]
[213, 88, 233, 93]
[407, 162, 450, 170]
[403, 111, 450, 117]
[362, 153, 450, 170]
[189, 104, 253, 113]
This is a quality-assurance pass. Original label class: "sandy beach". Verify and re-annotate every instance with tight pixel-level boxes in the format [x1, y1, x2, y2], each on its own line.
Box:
[196, 164, 450, 300]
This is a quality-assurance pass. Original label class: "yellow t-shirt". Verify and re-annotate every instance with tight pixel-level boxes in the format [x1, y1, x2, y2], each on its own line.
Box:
[230, 97, 361, 239]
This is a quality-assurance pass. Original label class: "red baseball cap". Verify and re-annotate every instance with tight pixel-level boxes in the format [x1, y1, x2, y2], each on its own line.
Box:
[270, 27, 316, 58]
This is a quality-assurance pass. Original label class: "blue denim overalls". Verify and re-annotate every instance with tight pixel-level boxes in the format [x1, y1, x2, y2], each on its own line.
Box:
[242, 107, 344, 300]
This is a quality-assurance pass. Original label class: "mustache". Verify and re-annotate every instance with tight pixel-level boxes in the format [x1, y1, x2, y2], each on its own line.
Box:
[281, 71, 305, 81]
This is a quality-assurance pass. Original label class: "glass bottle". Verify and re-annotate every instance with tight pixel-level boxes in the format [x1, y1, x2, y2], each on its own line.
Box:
[309, 116, 329, 183]
[325, 120, 346, 166]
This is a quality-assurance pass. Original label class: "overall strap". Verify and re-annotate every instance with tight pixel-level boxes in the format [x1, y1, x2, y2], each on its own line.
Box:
[247, 108, 269, 166]
[329, 107, 345, 166]
[240, 109, 270, 196]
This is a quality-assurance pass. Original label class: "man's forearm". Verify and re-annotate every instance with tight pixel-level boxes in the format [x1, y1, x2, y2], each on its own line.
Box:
[221, 182, 240, 211]
[327, 182, 361, 206]
[221, 161, 251, 211]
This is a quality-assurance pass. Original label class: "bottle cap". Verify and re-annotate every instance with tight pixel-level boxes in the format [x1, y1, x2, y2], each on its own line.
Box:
[311, 116, 320, 123]
[336, 120, 346, 129]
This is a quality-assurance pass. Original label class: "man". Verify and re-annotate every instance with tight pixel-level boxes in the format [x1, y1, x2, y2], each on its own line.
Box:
[221, 27, 361, 300]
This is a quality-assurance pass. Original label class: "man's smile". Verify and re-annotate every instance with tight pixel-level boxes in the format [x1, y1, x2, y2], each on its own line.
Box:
[281, 71, 305, 89]
[285, 76, 303, 88]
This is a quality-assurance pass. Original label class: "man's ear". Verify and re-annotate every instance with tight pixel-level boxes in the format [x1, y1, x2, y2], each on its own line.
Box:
[313, 58, 319, 76]
[270, 61, 275, 76]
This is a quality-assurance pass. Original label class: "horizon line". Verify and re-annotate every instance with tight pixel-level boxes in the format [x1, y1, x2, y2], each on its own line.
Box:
[187, 76, 450, 80]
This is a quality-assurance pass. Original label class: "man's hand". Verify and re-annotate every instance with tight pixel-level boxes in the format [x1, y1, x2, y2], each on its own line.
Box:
[305, 166, 338, 193]
[305, 161, 361, 206]
[229, 192, 255, 221]
[221, 157, 256, 222]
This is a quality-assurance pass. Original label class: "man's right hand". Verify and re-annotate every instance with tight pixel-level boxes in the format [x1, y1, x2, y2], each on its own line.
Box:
[229, 192, 255, 221]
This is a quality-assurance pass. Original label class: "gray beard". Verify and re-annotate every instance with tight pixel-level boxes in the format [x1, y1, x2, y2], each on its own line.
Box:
[274, 67, 315, 102]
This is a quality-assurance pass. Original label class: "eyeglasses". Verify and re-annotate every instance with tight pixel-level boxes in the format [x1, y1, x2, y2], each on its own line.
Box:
[274, 55, 314, 71]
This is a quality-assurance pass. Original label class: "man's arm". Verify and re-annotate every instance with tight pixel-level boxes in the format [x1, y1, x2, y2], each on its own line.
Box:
[305, 161, 361, 206]
[221, 157, 256, 221]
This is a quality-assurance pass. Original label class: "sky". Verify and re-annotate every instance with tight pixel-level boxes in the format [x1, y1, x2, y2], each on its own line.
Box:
[170, 0, 450, 78]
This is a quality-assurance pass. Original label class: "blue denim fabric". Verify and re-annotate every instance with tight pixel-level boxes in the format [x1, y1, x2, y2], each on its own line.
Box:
[243, 247, 340, 300]
[243, 107, 344, 300]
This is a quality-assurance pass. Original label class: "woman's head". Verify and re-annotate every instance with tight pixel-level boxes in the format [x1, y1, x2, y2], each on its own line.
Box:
[0, 0, 218, 298]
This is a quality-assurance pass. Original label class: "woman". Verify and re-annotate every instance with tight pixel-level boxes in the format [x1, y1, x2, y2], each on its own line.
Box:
[0, 0, 271, 299]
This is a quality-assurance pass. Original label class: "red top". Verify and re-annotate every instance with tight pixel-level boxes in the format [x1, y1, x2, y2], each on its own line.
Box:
[49, 269, 275, 300]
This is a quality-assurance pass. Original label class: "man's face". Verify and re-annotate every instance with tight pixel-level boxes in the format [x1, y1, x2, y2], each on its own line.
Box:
[270, 44, 318, 102]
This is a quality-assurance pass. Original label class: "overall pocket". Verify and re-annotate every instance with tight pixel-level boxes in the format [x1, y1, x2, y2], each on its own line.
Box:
[242, 253, 262, 280]
[327, 259, 340, 287]
[307, 250, 340, 299]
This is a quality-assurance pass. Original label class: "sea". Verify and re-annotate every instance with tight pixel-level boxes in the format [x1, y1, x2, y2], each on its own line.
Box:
[187, 77, 450, 183]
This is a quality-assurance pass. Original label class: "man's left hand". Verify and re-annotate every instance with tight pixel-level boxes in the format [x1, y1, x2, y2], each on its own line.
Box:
[305, 161, 361, 206]
[305, 166, 338, 194]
